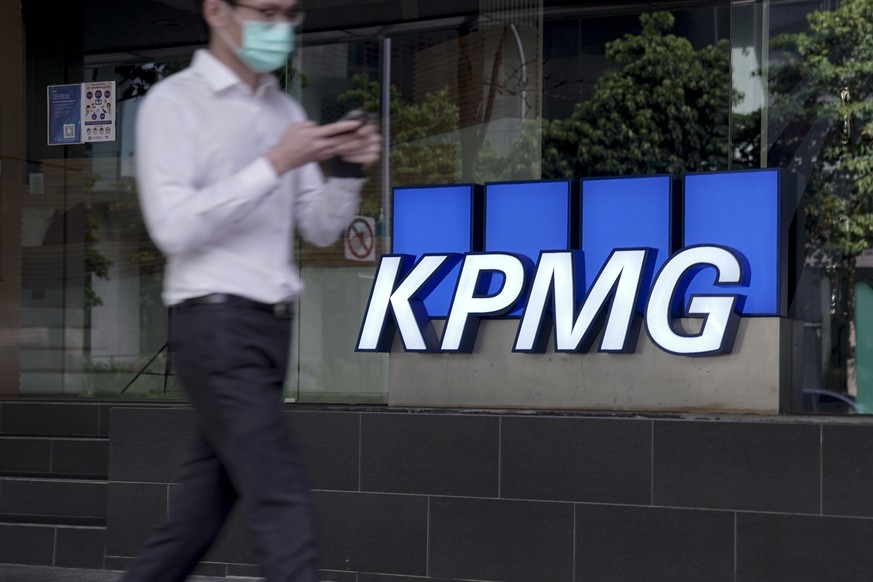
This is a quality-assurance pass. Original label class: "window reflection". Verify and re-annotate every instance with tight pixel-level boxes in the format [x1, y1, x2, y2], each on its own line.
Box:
[8, 0, 871, 414]
[767, 0, 873, 414]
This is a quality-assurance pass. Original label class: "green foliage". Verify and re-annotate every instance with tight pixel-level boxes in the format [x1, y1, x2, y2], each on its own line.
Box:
[115, 61, 185, 102]
[83, 172, 113, 309]
[543, 12, 734, 179]
[340, 73, 460, 186]
[84, 209, 112, 308]
[769, 0, 873, 268]
[476, 121, 543, 183]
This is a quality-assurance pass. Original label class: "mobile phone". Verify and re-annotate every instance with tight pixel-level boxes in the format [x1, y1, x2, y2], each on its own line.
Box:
[332, 109, 370, 136]
[340, 109, 370, 123]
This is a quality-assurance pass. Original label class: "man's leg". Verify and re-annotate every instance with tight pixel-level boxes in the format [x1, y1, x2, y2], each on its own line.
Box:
[170, 303, 321, 582]
[121, 428, 237, 582]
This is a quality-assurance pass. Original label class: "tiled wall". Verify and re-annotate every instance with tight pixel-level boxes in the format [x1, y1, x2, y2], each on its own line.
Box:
[108, 408, 873, 581]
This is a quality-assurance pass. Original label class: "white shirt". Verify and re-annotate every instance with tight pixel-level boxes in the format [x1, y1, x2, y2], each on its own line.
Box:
[136, 49, 363, 306]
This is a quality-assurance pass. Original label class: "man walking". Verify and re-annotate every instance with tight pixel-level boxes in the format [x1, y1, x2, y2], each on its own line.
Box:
[124, 0, 380, 580]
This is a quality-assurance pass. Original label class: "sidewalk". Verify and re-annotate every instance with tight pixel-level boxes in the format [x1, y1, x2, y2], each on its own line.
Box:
[0, 565, 260, 581]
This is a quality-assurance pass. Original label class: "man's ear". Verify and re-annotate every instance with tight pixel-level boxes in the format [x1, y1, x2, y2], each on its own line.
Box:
[202, 0, 227, 29]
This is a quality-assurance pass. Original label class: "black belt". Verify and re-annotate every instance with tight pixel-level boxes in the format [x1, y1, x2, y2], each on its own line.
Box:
[173, 293, 295, 319]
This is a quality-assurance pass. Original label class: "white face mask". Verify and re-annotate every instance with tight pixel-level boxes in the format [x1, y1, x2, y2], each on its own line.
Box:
[219, 4, 295, 73]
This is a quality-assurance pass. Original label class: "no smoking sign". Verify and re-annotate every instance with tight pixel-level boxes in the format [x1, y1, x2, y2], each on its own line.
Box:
[345, 216, 376, 262]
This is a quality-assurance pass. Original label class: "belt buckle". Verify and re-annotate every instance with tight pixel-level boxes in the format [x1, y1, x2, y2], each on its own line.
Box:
[273, 302, 294, 319]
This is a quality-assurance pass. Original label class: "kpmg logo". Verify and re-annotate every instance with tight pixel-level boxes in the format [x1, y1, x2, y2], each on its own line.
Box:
[357, 171, 783, 356]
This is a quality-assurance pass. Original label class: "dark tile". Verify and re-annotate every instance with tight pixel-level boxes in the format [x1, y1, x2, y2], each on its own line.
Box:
[0, 524, 55, 566]
[359, 575, 463, 582]
[289, 411, 360, 492]
[429, 497, 574, 582]
[0, 479, 106, 518]
[99, 404, 180, 437]
[315, 491, 428, 576]
[55, 527, 106, 569]
[52, 439, 109, 477]
[1, 403, 100, 436]
[0, 564, 120, 581]
[227, 563, 262, 577]
[106, 482, 168, 557]
[501, 416, 651, 504]
[361, 413, 499, 497]
[0, 438, 52, 473]
[190, 562, 228, 577]
[99, 405, 113, 437]
[737, 513, 873, 582]
[319, 571, 357, 582]
[103, 556, 131, 571]
[653, 421, 820, 513]
[109, 407, 194, 482]
[577, 504, 734, 582]
[823, 424, 873, 517]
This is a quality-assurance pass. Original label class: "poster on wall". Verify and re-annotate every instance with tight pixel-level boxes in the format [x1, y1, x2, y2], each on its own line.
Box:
[47, 84, 82, 145]
[47, 81, 116, 145]
[81, 81, 115, 143]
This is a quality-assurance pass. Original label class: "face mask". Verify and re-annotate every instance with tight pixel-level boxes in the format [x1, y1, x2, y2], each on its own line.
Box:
[222, 8, 295, 73]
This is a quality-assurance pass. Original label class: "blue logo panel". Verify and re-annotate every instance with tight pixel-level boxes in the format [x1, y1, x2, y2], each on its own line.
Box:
[484, 181, 574, 315]
[393, 185, 479, 318]
[582, 176, 672, 301]
[683, 170, 780, 315]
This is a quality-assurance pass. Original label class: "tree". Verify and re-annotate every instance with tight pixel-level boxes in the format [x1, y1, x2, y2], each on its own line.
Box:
[543, 12, 736, 179]
[340, 73, 460, 189]
[770, 0, 873, 268]
[768, 0, 873, 392]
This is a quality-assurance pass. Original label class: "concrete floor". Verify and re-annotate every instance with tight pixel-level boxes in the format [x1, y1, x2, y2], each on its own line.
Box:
[0, 565, 261, 581]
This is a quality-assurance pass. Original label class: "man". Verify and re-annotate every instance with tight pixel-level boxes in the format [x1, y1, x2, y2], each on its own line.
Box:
[124, 0, 380, 580]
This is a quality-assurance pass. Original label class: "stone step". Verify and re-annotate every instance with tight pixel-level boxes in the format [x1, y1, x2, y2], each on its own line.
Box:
[0, 402, 105, 437]
[0, 524, 106, 570]
[0, 436, 107, 479]
[0, 477, 107, 523]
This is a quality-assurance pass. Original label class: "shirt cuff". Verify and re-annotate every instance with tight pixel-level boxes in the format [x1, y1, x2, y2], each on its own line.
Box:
[240, 156, 281, 196]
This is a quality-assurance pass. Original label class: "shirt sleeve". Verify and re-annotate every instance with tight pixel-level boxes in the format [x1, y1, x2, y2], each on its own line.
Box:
[135, 89, 280, 256]
[293, 160, 366, 248]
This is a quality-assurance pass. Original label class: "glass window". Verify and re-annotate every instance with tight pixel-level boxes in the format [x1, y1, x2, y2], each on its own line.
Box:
[766, 0, 873, 415]
[291, 39, 389, 403]
[8, 0, 869, 415]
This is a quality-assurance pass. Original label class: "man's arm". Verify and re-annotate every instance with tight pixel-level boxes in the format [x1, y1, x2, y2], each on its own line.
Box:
[135, 91, 280, 256]
[292, 122, 382, 247]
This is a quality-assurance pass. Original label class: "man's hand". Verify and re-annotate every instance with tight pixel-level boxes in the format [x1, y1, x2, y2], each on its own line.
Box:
[266, 119, 374, 175]
[332, 122, 382, 167]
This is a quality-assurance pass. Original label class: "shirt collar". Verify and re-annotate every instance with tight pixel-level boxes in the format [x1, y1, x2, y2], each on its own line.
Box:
[192, 49, 279, 94]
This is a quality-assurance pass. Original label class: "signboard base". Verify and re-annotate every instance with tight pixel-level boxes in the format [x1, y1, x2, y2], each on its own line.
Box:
[388, 318, 802, 413]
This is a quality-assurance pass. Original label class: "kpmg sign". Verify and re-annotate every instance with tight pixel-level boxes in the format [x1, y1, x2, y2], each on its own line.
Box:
[357, 170, 783, 357]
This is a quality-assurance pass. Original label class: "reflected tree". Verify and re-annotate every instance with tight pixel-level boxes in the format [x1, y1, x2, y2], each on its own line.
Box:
[340, 73, 459, 190]
[543, 11, 736, 179]
[769, 0, 873, 391]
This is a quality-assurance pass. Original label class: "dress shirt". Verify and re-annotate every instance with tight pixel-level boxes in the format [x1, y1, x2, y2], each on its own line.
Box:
[136, 49, 364, 306]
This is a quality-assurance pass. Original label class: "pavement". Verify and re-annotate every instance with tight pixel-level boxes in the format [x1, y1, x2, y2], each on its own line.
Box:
[0, 565, 261, 582]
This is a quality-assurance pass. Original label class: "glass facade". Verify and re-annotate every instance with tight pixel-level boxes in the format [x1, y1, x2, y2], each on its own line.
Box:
[1, 0, 871, 414]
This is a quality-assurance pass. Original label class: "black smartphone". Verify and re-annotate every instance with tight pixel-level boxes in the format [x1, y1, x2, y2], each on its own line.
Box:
[340, 109, 370, 123]
[332, 109, 370, 136]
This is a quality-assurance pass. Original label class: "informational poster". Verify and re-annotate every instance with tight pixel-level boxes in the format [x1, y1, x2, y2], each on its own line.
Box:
[82, 81, 115, 143]
[47, 81, 116, 145]
[47, 84, 82, 145]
